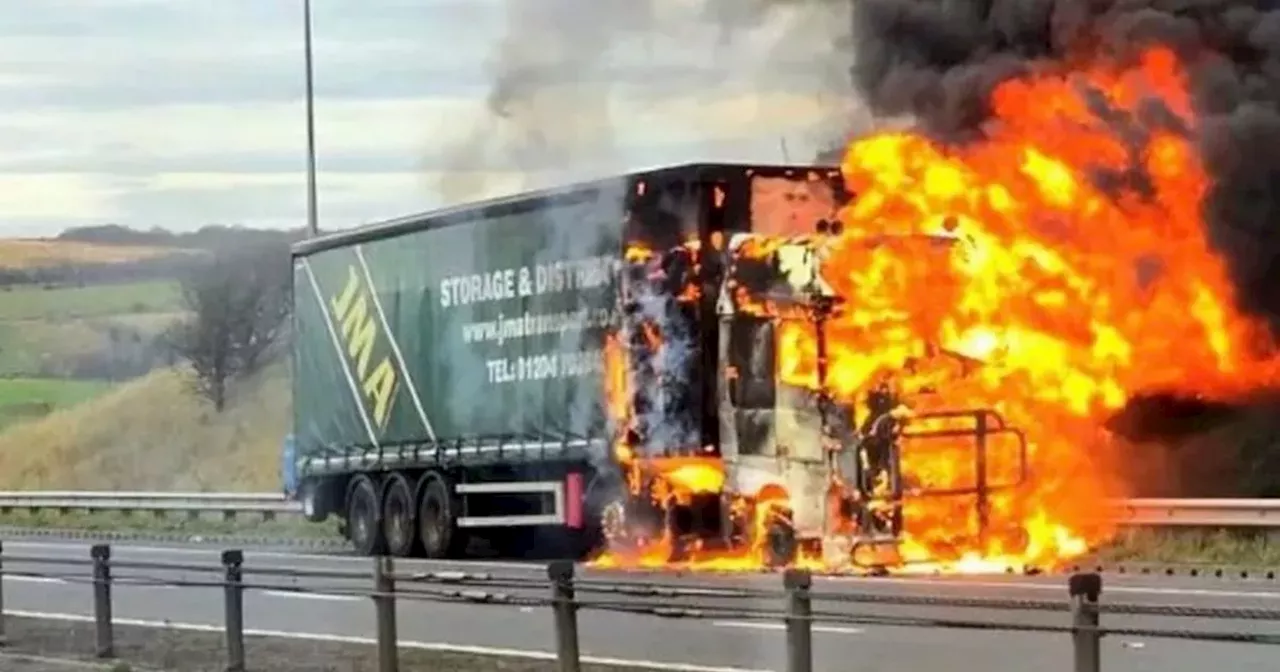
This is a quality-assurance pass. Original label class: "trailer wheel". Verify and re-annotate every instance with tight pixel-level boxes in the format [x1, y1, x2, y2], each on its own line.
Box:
[382, 473, 419, 558]
[762, 508, 797, 569]
[418, 474, 464, 559]
[299, 479, 327, 523]
[346, 476, 385, 556]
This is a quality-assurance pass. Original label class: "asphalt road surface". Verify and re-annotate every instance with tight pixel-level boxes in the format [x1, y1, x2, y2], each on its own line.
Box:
[2, 539, 1279, 672]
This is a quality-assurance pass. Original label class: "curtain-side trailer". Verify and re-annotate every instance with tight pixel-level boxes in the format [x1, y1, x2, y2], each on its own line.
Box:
[286, 162, 1025, 565]
[290, 163, 752, 558]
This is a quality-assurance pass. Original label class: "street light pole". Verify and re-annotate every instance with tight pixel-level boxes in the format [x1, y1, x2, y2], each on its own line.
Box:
[303, 0, 320, 237]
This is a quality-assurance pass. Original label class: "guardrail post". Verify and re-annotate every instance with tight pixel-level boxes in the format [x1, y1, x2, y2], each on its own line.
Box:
[221, 550, 245, 672]
[372, 556, 398, 672]
[548, 560, 581, 672]
[1069, 572, 1102, 672]
[0, 539, 6, 647]
[91, 544, 113, 659]
[783, 569, 813, 672]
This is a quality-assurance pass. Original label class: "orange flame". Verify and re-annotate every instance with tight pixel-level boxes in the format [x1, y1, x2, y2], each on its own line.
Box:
[590, 46, 1280, 575]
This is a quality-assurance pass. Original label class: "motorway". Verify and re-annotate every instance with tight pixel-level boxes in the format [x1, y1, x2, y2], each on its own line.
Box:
[2, 539, 1279, 672]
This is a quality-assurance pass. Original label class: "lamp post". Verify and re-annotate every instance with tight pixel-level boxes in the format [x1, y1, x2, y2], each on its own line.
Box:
[303, 0, 319, 237]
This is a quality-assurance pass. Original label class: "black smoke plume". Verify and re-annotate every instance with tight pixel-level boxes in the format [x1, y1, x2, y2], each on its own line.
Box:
[847, 0, 1280, 495]
[849, 0, 1280, 332]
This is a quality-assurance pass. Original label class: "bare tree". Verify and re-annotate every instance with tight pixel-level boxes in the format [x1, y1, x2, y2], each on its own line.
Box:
[164, 243, 292, 411]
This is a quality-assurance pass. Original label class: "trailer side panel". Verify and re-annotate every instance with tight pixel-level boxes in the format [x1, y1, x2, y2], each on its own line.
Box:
[291, 183, 628, 467]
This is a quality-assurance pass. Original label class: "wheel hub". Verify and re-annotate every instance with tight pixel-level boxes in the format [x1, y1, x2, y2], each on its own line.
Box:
[423, 500, 442, 547]
[303, 493, 316, 518]
[353, 510, 369, 542]
[388, 500, 405, 543]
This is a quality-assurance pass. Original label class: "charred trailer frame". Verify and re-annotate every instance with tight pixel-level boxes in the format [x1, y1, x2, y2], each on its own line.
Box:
[702, 225, 1036, 569]
[608, 239, 727, 558]
[285, 160, 1034, 566]
[594, 164, 852, 559]
[590, 165, 1037, 568]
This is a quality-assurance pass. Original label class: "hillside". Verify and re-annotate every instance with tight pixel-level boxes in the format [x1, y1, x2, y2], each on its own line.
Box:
[0, 234, 295, 492]
[0, 361, 289, 491]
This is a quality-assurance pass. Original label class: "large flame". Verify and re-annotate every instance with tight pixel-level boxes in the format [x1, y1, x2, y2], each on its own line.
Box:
[590, 46, 1280, 574]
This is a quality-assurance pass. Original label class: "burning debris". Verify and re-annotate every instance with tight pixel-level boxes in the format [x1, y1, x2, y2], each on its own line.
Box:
[587, 7, 1280, 576]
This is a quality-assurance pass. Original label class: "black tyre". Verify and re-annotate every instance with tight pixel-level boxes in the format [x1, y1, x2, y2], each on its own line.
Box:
[418, 473, 465, 559]
[762, 508, 797, 569]
[578, 475, 623, 557]
[299, 479, 327, 523]
[664, 499, 691, 563]
[346, 476, 385, 556]
[382, 473, 419, 558]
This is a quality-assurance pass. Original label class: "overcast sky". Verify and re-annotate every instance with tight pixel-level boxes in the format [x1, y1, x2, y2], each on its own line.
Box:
[0, 0, 854, 236]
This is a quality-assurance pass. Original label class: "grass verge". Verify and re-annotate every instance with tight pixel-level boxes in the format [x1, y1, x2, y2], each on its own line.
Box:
[0, 509, 339, 539]
[4, 617, 659, 672]
[1090, 528, 1280, 566]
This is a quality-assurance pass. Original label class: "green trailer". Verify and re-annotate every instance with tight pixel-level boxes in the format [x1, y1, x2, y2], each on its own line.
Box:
[288, 162, 847, 558]
[291, 169, 623, 557]
[287, 161, 1019, 564]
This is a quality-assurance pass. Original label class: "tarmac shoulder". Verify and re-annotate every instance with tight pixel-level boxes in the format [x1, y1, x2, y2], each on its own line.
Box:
[2, 616, 662, 672]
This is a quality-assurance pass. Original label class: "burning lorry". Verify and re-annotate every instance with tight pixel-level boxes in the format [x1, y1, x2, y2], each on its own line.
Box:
[287, 163, 1031, 570]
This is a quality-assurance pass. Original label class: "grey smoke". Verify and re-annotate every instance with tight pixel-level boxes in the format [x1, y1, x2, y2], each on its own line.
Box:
[848, 0, 1280, 332]
[435, 0, 864, 203]
[529, 179, 632, 470]
[626, 280, 700, 456]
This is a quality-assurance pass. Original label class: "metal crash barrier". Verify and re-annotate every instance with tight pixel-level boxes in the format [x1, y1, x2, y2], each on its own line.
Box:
[0, 541, 1278, 671]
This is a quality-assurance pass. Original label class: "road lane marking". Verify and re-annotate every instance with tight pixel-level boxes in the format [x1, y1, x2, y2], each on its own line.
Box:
[260, 589, 361, 602]
[4, 574, 187, 590]
[824, 575, 1280, 600]
[3, 575, 67, 585]
[0, 652, 112, 669]
[1095, 585, 1280, 600]
[712, 620, 865, 635]
[5, 609, 775, 672]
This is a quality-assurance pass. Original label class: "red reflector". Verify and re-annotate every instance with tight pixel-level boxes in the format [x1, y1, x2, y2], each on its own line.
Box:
[565, 472, 584, 529]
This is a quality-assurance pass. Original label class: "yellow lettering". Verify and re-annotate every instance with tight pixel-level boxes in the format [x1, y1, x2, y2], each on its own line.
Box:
[330, 265, 360, 318]
[328, 262, 402, 432]
[363, 359, 398, 427]
[340, 295, 377, 380]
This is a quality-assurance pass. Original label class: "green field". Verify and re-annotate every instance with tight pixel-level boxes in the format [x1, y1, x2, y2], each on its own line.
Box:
[0, 313, 182, 377]
[0, 378, 113, 429]
[0, 277, 183, 429]
[0, 280, 180, 320]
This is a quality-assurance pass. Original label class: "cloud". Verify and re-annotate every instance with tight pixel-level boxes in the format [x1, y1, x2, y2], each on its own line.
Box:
[0, 0, 855, 236]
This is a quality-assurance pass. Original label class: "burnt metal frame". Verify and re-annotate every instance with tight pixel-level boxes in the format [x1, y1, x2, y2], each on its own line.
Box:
[897, 408, 1031, 544]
